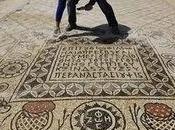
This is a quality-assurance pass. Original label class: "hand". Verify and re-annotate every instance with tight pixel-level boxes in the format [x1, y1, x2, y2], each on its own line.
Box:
[77, 5, 93, 11]
[85, 4, 93, 11]
[77, 6, 86, 10]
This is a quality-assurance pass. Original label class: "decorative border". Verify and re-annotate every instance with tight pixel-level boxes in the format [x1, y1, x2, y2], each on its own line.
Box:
[11, 39, 175, 101]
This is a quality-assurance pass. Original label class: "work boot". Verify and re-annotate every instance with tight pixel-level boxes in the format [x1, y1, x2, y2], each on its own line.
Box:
[66, 24, 77, 31]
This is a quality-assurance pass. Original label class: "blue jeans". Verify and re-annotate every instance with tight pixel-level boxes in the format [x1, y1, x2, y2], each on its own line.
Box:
[56, 0, 77, 26]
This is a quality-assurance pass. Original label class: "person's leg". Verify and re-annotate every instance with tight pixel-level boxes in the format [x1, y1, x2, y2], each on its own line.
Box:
[96, 0, 119, 34]
[55, 0, 67, 33]
[56, 0, 67, 22]
[67, 0, 77, 31]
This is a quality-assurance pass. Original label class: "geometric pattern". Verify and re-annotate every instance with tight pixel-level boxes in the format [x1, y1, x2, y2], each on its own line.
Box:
[11, 38, 175, 101]
[11, 111, 53, 130]
[0, 60, 28, 78]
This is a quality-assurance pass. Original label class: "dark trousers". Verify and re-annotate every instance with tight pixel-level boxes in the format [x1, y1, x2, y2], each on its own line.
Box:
[56, 0, 76, 26]
[56, 0, 117, 27]
[67, 0, 77, 26]
[96, 0, 118, 27]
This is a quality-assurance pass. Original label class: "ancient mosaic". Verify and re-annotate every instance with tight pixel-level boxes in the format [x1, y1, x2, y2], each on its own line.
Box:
[10, 38, 175, 101]
[1, 0, 175, 129]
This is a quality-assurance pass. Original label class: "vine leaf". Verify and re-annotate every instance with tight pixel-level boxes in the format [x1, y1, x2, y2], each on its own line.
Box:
[57, 108, 70, 130]
[129, 103, 141, 130]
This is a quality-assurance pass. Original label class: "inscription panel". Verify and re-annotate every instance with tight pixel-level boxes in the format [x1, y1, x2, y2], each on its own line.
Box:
[11, 39, 175, 100]
[48, 45, 150, 82]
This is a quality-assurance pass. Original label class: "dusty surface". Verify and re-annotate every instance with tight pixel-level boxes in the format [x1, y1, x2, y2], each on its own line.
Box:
[166, 0, 175, 6]
[0, 0, 175, 130]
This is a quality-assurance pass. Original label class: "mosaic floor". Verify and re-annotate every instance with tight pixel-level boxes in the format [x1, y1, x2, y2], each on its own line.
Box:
[0, 0, 175, 130]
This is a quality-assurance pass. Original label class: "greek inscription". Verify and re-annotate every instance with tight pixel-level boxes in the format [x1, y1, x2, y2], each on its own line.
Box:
[49, 45, 149, 81]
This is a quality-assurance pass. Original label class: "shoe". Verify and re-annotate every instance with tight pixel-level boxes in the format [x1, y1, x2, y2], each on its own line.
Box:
[54, 28, 61, 34]
[66, 24, 77, 31]
[111, 26, 120, 35]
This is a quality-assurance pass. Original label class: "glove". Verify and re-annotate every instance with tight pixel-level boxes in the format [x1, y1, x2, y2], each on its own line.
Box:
[77, 5, 93, 11]
[85, 4, 93, 11]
